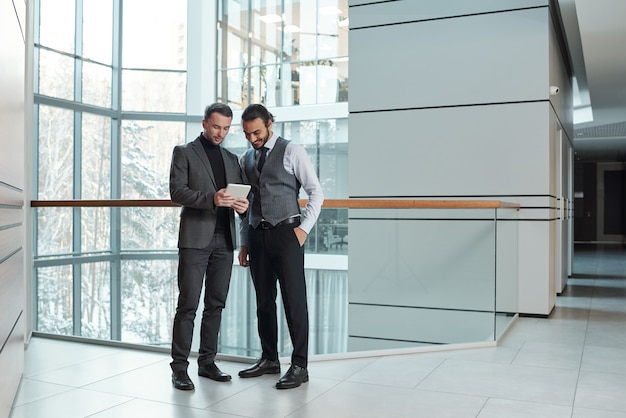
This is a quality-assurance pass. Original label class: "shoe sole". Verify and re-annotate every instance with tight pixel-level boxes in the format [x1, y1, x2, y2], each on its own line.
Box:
[198, 372, 232, 382]
[238, 368, 281, 378]
[172, 381, 195, 390]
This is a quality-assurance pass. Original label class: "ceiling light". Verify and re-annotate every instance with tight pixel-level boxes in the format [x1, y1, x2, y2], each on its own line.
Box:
[281, 25, 302, 33]
[574, 106, 594, 124]
[258, 14, 282, 23]
[319, 6, 342, 15]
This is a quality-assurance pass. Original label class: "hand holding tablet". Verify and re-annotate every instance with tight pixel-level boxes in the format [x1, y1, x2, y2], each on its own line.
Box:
[226, 183, 251, 199]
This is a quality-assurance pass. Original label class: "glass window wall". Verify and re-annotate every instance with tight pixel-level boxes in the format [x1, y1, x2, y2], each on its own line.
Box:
[33, 0, 350, 357]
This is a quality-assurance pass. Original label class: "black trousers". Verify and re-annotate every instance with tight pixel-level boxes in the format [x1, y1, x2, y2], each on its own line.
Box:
[249, 222, 309, 368]
[170, 233, 233, 372]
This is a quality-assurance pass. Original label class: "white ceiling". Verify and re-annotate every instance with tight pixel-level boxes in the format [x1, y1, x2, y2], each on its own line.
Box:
[558, 0, 626, 161]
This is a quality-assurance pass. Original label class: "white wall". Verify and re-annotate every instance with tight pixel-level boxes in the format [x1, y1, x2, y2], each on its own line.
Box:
[0, 0, 27, 415]
[348, 0, 573, 339]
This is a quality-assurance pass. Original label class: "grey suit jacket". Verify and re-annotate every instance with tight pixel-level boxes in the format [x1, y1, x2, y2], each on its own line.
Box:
[169, 136, 244, 249]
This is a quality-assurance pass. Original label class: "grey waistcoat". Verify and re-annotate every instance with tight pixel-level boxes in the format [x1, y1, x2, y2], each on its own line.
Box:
[243, 137, 301, 228]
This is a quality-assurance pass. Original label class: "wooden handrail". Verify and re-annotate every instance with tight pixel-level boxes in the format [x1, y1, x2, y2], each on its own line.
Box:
[31, 199, 520, 209]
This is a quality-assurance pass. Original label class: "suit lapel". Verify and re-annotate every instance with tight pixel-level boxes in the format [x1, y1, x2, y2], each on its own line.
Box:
[190, 138, 217, 189]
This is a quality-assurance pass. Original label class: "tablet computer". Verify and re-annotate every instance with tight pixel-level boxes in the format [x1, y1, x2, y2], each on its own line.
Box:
[226, 183, 251, 198]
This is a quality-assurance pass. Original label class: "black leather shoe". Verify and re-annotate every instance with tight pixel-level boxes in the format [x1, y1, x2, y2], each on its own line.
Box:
[238, 358, 281, 378]
[172, 370, 195, 390]
[198, 362, 231, 382]
[275, 365, 308, 389]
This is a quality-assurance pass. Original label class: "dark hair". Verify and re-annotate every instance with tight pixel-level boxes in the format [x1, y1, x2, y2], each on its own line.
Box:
[241, 103, 274, 126]
[204, 103, 233, 120]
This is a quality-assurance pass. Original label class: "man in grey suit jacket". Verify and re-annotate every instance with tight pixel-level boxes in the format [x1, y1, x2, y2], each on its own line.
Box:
[169, 103, 248, 391]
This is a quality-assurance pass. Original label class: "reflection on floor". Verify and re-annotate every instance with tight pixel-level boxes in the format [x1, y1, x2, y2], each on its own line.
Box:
[10, 244, 626, 417]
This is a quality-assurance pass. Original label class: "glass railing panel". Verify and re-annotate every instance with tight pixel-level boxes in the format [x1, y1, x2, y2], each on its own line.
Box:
[495, 207, 519, 339]
[32, 200, 518, 358]
[348, 208, 499, 351]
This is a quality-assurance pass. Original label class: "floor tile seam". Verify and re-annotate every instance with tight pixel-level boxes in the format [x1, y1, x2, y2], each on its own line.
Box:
[414, 386, 575, 408]
[194, 379, 282, 409]
[22, 349, 155, 379]
[82, 397, 138, 418]
[243, 380, 344, 418]
[482, 394, 574, 408]
[406, 356, 448, 389]
[11, 379, 76, 408]
[481, 395, 576, 412]
[106, 397, 211, 414]
[330, 378, 418, 392]
[582, 341, 626, 350]
[68, 356, 174, 384]
[316, 356, 382, 382]
[432, 356, 583, 380]
[11, 384, 134, 412]
[571, 273, 603, 412]
[577, 367, 626, 378]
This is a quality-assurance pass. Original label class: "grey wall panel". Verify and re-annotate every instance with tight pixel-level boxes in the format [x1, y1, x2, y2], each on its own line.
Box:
[0, 186, 23, 206]
[349, 102, 550, 197]
[549, 18, 574, 140]
[0, 225, 23, 261]
[349, 8, 549, 112]
[0, 314, 24, 418]
[348, 304, 495, 344]
[0, 250, 23, 351]
[1, 0, 27, 411]
[350, 0, 548, 29]
[0, 207, 23, 225]
[0, 0, 25, 189]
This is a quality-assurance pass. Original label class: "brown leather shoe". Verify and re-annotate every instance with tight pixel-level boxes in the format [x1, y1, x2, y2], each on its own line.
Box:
[172, 370, 195, 390]
[238, 358, 281, 378]
[198, 362, 231, 382]
[275, 365, 308, 389]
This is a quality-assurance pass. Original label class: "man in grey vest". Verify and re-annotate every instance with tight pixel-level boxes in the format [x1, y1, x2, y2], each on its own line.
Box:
[237, 103, 324, 389]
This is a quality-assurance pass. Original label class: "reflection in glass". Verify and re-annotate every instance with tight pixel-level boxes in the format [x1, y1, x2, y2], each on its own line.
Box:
[121, 0, 187, 70]
[121, 70, 186, 113]
[219, 267, 348, 357]
[219, 68, 246, 109]
[250, 65, 280, 106]
[218, 0, 349, 107]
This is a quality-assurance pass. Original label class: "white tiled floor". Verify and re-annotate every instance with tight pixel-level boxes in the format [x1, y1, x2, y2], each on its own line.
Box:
[10, 244, 626, 417]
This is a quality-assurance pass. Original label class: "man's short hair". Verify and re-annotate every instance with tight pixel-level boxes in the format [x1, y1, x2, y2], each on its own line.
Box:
[241, 103, 274, 126]
[204, 102, 233, 120]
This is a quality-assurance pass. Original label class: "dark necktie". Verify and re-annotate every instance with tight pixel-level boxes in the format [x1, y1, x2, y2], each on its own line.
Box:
[258, 147, 268, 172]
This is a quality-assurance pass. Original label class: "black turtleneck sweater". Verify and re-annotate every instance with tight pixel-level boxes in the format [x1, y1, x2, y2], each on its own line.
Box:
[199, 133, 231, 245]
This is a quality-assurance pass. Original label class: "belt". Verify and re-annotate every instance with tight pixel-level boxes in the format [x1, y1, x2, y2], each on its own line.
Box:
[257, 217, 301, 230]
